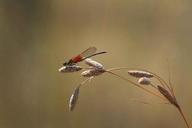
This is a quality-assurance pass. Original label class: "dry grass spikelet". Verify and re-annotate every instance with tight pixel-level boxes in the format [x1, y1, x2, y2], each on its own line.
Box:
[138, 77, 151, 85]
[157, 85, 179, 108]
[81, 69, 105, 77]
[59, 65, 82, 73]
[85, 58, 104, 69]
[128, 70, 154, 78]
[69, 87, 80, 111]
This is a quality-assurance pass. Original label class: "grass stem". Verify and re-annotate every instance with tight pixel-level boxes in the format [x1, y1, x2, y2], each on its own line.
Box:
[106, 70, 166, 101]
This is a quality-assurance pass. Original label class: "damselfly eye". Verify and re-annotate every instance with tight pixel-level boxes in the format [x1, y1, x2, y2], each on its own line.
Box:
[63, 62, 67, 66]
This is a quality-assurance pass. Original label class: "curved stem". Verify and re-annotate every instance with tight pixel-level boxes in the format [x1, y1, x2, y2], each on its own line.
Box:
[107, 67, 131, 71]
[107, 67, 190, 128]
[135, 69, 173, 95]
[106, 70, 166, 101]
[108, 67, 173, 95]
[130, 98, 170, 105]
[177, 106, 190, 128]
[78, 77, 94, 88]
[149, 83, 158, 89]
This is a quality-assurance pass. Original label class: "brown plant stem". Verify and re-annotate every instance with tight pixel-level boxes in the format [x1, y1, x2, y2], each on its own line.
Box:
[176, 105, 190, 128]
[107, 69, 190, 128]
[108, 67, 171, 91]
[106, 70, 166, 102]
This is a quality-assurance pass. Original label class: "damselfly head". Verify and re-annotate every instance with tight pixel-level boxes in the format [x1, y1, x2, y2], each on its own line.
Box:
[63, 59, 75, 66]
[59, 65, 82, 73]
[63, 62, 68, 66]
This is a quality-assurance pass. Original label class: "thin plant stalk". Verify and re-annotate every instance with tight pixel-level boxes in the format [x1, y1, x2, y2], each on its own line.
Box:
[69, 77, 94, 111]
[65, 61, 190, 127]
[149, 83, 157, 89]
[108, 67, 170, 89]
[129, 98, 169, 105]
[105, 70, 166, 101]
[140, 71, 190, 128]
[177, 107, 190, 128]
[78, 76, 94, 88]
[107, 68, 190, 128]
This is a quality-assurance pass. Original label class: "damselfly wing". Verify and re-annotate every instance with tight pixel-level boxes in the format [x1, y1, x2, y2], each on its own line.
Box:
[63, 47, 106, 66]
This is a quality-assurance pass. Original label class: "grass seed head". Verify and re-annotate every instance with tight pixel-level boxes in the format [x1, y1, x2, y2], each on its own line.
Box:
[81, 69, 105, 77]
[157, 85, 179, 108]
[85, 58, 104, 69]
[128, 70, 154, 78]
[59, 65, 82, 73]
[138, 77, 151, 85]
[69, 87, 80, 111]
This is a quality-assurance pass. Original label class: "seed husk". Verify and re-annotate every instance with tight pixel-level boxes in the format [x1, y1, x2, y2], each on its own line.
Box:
[69, 87, 80, 111]
[128, 70, 154, 78]
[59, 65, 82, 73]
[138, 77, 151, 85]
[157, 85, 179, 108]
[81, 69, 105, 77]
[85, 58, 104, 69]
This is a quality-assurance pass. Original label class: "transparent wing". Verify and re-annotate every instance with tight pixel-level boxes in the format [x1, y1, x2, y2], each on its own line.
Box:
[71, 47, 97, 63]
[79, 47, 97, 58]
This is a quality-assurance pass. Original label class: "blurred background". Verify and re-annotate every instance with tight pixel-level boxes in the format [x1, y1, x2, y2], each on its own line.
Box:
[1, 0, 192, 128]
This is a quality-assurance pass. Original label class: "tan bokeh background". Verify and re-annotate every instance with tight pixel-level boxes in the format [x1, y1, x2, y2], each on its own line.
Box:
[0, 0, 192, 128]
